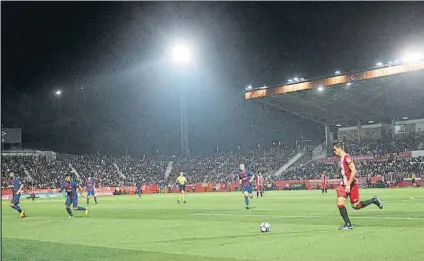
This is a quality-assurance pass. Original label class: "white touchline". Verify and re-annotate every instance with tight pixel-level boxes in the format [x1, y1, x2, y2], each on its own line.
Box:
[190, 213, 424, 220]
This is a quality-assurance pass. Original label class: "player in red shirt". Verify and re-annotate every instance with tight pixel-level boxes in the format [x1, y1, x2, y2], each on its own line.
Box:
[256, 173, 264, 198]
[321, 172, 328, 194]
[333, 142, 383, 230]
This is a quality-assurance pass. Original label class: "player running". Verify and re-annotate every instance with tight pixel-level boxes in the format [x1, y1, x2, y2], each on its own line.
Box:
[85, 177, 98, 205]
[135, 180, 142, 198]
[239, 164, 254, 209]
[60, 176, 88, 218]
[333, 142, 383, 230]
[176, 172, 187, 204]
[8, 172, 25, 218]
[256, 172, 264, 198]
[321, 171, 328, 194]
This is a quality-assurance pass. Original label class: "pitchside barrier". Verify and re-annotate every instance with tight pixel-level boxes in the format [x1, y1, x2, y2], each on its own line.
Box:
[1, 178, 422, 200]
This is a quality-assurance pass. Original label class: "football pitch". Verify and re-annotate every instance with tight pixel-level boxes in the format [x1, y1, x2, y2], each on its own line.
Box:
[2, 189, 424, 261]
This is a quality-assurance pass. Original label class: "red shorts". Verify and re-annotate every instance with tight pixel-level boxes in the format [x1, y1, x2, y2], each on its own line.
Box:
[336, 184, 359, 204]
[322, 182, 327, 188]
[257, 186, 263, 191]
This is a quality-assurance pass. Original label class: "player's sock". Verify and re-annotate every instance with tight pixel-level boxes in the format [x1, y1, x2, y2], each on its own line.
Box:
[322, 188, 324, 193]
[260, 191, 263, 197]
[353, 197, 377, 210]
[256, 191, 259, 198]
[325, 188, 328, 193]
[87, 197, 90, 205]
[94, 197, 98, 204]
[11, 205, 22, 213]
[338, 205, 352, 226]
[182, 194, 185, 202]
[76, 206, 86, 211]
[244, 196, 249, 206]
[66, 207, 73, 216]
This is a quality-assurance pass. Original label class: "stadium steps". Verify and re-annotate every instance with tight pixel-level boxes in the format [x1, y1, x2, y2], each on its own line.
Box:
[273, 151, 304, 177]
[164, 161, 174, 180]
[69, 163, 80, 180]
[23, 166, 33, 181]
[113, 163, 127, 179]
[312, 141, 327, 159]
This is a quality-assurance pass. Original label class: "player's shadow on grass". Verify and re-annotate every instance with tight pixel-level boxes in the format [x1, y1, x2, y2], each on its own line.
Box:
[157, 230, 329, 243]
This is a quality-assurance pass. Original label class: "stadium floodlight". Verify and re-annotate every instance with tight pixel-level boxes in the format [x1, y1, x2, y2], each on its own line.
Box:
[336, 123, 342, 127]
[299, 77, 305, 81]
[293, 77, 299, 82]
[317, 86, 324, 92]
[246, 85, 253, 91]
[368, 120, 375, 124]
[401, 52, 423, 63]
[402, 116, 409, 120]
[346, 82, 352, 87]
[55, 90, 62, 96]
[376, 62, 383, 67]
[335, 70, 341, 75]
[171, 44, 192, 66]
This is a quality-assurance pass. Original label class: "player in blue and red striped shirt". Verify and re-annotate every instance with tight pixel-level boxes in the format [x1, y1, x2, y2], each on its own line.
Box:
[60, 176, 88, 218]
[85, 177, 98, 205]
[8, 172, 25, 218]
[239, 164, 255, 209]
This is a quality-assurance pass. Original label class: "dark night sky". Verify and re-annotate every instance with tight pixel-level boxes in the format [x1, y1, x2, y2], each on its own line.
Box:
[2, 2, 424, 156]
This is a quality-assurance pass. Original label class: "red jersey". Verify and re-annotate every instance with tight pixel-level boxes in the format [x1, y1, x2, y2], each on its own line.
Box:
[338, 153, 357, 185]
[256, 176, 264, 186]
[321, 174, 327, 185]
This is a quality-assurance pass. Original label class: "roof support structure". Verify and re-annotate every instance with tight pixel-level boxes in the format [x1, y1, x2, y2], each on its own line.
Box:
[258, 99, 327, 126]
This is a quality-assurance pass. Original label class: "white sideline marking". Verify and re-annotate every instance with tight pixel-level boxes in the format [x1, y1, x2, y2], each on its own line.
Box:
[190, 213, 424, 220]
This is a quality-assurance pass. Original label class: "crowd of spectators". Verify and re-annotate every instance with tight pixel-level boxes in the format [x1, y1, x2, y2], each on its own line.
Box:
[283, 157, 424, 182]
[343, 134, 424, 156]
[1, 155, 170, 189]
[169, 146, 295, 184]
[2, 136, 424, 189]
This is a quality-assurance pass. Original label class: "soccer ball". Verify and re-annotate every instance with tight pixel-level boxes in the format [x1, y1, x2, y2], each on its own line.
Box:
[260, 222, 271, 233]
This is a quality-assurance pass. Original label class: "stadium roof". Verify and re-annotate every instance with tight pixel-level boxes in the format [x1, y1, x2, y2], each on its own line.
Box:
[245, 61, 424, 126]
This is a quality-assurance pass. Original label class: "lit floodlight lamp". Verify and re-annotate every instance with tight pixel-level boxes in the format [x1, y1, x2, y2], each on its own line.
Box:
[299, 77, 305, 81]
[346, 82, 352, 87]
[376, 62, 383, 67]
[293, 77, 299, 82]
[171, 44, 192, 66]
[246, 85, 253, 91]
[55, 90, 62, 96]
[288, 79, 293, 83]
[336, 123, 342, 127]
[317, 86, 324, 92]
[335, 70, 341, 75]
[402, 116, 409, 120]
[368, 120, 374, 124]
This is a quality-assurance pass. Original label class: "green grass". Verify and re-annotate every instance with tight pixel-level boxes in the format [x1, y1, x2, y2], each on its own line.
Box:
[2, 189, 424, 261]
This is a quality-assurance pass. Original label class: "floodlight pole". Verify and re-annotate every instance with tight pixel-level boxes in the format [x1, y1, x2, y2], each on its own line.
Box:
[171, 43, 192, 157]
[184, 93, 189, 156]
[180, 88, 189, 156]
[180, 90, 185, 156]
